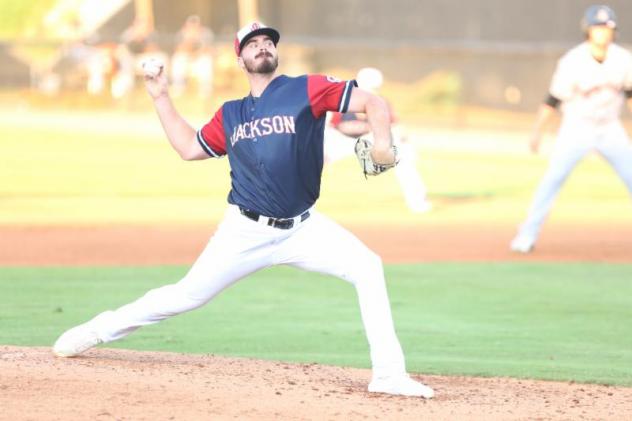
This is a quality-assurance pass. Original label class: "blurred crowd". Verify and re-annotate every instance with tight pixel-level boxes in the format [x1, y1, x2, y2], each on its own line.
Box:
[40, 15, 215, 99]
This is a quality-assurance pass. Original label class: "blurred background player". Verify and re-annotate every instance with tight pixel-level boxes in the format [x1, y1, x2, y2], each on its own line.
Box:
[86, 17, 167, 99]
[170, 15, 214, 98]
[325, 67, 432, 213]
[511, 5, 632, 253]
[116, 17, 167, 99]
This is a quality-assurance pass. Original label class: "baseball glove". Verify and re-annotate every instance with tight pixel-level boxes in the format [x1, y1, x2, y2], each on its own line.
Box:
[354, 138, 399, 176]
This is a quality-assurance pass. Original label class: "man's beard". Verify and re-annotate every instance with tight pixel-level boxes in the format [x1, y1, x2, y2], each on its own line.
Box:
[244, 52, 278, 74]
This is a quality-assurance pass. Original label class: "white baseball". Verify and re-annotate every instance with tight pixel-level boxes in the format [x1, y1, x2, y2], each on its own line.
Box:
[142, 59, 163, 78]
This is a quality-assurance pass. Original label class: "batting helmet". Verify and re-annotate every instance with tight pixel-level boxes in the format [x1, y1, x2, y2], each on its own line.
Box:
[581, 5, 617, 32]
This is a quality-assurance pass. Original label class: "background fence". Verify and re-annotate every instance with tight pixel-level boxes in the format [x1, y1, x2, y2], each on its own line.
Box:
[2, 0, 632, 110]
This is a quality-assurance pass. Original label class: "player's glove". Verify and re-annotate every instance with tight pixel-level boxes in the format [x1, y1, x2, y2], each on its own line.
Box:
[354, 137, 399, 177]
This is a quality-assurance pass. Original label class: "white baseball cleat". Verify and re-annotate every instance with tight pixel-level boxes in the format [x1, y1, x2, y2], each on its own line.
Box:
[368, 374, 435, 398]
[53, 322, 103, 357]
[510, 235, 535, 253]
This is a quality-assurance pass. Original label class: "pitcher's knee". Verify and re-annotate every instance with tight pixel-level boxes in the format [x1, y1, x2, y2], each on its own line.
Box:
[347, 250, 384, 282]
[367, 251, 384, 272]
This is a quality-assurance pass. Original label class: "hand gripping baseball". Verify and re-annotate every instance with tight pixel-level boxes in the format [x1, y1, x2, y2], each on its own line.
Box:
[354, 137, 399, 176]
[141, 58, 167, 99]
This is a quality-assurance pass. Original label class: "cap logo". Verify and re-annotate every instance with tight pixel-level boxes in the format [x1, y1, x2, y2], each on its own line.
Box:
[251, 22, 260, 31]
[597, 9, 609, 22]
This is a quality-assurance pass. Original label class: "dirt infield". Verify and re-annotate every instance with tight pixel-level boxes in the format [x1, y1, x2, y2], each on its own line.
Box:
[2, 346, 631, 421]
[3, 223, 632, 266]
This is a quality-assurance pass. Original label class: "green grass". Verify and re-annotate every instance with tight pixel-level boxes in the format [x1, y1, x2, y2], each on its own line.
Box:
[2, 108, 632, 227]
[2, 263, 632, 386]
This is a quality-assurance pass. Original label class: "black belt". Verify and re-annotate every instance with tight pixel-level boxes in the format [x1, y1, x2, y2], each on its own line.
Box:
[239, 207, 310, 230]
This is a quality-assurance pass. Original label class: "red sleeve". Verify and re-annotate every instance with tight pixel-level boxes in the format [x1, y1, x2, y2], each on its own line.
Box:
[329, 112, 343, 128]
[196, 107, 226, 157]
[308, 75, 356, 119]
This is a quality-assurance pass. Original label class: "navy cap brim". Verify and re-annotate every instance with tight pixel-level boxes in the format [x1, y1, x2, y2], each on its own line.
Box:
[239, 27, 280, 53]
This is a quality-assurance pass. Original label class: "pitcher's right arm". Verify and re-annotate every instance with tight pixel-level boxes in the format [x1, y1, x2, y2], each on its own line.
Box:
[144, 65, 209, 161]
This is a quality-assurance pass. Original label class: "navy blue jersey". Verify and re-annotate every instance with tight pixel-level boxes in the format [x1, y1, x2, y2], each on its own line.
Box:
[197, 74, 355, 218]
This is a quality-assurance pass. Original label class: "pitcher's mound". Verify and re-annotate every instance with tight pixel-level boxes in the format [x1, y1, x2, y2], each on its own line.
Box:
[1, 346, 630, 420]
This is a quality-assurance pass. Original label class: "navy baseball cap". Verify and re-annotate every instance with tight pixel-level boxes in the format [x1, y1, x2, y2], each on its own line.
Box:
[582, 5, 617, 31]
[234, 21, 280, 56]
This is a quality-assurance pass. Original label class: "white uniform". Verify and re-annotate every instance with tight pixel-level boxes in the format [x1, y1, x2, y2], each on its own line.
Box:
[515, 42, 632, 246]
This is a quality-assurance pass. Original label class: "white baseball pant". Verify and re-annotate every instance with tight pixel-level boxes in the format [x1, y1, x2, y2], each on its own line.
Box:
[86, 205, 408, 378]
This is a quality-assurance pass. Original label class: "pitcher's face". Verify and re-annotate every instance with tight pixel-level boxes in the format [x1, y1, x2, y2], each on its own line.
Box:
[239, 35, 279, 74]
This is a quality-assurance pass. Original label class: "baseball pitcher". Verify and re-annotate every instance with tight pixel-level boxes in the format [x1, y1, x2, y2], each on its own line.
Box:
[511, 5, 632, 253]
[52, 22, 434, 398]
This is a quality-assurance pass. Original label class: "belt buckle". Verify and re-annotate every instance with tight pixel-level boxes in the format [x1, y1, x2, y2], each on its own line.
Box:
[241, 207, 310, 230]
[268, 218, 293, 229]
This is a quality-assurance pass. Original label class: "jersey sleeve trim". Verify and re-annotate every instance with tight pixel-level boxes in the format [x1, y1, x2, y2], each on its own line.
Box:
[196, 129, 222, 158]
[544, 93, 561, 108]
[338, 80, 356, 113]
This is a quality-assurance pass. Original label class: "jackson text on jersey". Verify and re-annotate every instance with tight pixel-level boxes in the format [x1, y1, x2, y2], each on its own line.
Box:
[230, 115, 296, 146]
